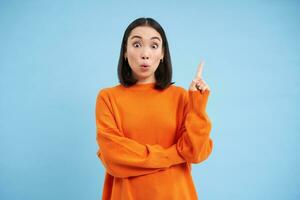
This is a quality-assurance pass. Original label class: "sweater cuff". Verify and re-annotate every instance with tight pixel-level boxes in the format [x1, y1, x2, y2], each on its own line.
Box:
[188, 89, 210, 113]
[165, 144, 186, 166]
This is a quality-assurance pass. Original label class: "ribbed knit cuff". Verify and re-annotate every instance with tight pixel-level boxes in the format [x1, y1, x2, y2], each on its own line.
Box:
[165, 144, 186, 166]
[188, 89, 210, 114]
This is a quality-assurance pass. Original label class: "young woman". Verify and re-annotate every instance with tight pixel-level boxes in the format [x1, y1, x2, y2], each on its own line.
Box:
[95, 17, 213, 200]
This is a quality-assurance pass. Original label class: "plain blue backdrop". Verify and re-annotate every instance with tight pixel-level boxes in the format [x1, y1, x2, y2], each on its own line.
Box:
[0, 0, 299, 199]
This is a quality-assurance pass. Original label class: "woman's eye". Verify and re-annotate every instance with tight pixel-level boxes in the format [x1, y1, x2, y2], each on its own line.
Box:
[133, 42, 141, 48]
[132, 42, 159, 49]
[152, 44, 159, 49]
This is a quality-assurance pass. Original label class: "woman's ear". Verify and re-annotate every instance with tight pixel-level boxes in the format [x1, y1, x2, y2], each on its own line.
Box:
[161, 54, 164, 60]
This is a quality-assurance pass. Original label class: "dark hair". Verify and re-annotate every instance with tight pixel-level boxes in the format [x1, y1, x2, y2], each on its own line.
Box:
[117, 17, 175, 90]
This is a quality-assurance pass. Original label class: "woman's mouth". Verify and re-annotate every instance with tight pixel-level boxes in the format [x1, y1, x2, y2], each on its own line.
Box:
[140, 64, 150, 71]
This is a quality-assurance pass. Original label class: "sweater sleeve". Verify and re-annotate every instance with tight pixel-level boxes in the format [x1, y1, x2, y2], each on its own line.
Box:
[176, 89, 214, 164]
[95, 90, 186, 178]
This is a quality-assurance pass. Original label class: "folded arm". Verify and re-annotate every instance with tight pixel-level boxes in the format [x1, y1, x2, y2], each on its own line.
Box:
[95, 90, 186, 178]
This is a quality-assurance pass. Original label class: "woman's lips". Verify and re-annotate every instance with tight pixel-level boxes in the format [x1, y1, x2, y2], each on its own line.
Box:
[141, 64, 149, 67]
[140, 64, 150, 71]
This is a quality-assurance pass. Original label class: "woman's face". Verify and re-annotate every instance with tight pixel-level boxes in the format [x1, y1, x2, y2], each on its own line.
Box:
[124, 26, 164, 84]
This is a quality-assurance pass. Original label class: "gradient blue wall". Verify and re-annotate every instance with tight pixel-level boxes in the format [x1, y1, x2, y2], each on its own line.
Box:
[0, 0, 299, 199]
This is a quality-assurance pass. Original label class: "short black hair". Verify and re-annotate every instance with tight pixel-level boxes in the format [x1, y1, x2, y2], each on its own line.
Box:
[117, 17, 175, 90]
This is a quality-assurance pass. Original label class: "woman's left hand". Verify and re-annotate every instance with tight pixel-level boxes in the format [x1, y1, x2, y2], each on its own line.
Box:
[189, 61, 211, 93]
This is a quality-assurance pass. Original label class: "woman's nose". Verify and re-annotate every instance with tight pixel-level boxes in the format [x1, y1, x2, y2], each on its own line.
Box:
[141, 48, 150, 59]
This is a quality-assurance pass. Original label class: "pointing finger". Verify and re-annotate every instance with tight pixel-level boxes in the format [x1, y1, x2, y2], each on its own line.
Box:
[195, 61, 204, 79]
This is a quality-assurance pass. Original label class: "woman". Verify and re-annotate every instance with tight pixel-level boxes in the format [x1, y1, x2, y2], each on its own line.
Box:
[95, 17, 213, 200]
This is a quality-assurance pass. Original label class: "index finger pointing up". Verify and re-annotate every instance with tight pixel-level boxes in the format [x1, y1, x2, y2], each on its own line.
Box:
[195, 61, 204, 79]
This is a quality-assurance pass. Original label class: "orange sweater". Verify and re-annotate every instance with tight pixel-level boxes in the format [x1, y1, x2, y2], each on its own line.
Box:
[95, 82, 213, 200]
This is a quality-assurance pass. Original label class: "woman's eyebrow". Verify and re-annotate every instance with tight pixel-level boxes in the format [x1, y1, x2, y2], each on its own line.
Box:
[130, 35, 161, 41]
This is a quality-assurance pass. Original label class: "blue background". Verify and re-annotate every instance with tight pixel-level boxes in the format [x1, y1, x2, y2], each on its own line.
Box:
[1, 0, 299, 199]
